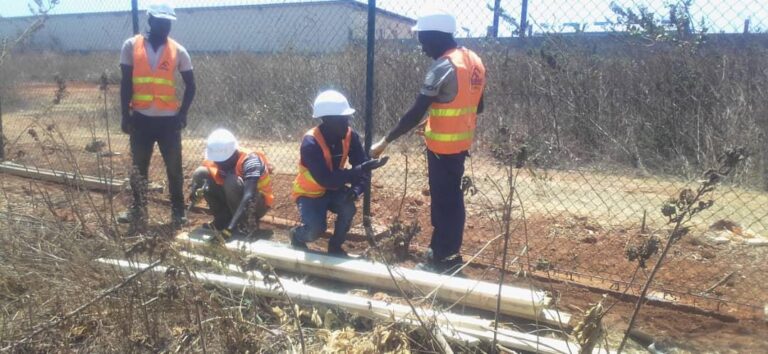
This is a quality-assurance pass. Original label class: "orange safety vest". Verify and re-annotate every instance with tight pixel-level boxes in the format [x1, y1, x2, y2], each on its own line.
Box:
[291, 127, 352, 200]
[202, 149, 274, 207]
[131, 35, 180, 112]
[424, 47, 486, 155]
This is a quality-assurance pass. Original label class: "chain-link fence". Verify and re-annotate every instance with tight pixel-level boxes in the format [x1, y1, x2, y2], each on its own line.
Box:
[1, 0, 767, 319]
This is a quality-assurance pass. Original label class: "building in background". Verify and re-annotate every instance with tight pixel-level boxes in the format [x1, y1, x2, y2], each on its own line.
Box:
[0, 1, 415, 53]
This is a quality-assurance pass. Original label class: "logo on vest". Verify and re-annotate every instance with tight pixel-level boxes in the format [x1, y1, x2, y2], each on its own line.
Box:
[470, 67, 484, 90]
[159, 60, 170, 71]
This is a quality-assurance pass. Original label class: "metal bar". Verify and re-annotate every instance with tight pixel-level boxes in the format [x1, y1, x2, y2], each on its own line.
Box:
[363, 0, 376, 226]
[0, 95, 4, 160]
[491, 0, 501, 38]
[520, 0, 529, 38]
[744, 19, 751, 34]
[131, 0, 140, 35]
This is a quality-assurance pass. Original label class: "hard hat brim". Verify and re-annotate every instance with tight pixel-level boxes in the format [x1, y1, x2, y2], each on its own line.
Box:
[411, 24, 454, 33]
[312, 107, 356, 119]
[149, 12, 177, 20]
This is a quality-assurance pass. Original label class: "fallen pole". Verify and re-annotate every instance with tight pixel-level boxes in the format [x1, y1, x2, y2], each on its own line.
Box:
[177, 233, 571, 327]
[0, 161, 162, 193]
[99, 258, 595, 354]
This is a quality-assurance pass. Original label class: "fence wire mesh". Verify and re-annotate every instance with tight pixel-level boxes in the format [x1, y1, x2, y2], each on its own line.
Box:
[1, 0, 767, 319]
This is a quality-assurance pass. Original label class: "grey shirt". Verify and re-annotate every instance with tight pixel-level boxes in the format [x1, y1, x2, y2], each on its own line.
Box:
[420, 57, 458, 103]
[120, 36, 193, 117]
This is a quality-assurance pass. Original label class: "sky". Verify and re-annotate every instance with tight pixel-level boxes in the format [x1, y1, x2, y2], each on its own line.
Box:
[0, 0, 764, 35]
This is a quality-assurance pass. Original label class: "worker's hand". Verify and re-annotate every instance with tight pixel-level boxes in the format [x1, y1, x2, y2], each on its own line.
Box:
[220, 228, 233, 240]
[121, 113, 134, 135]
[345, 188, 359, 203]
[361, 155, 390, 171]
[175, 112, 188, 131]
[370, 137, 389, 158]
[414, 120, 427, 137]
[189, 187, 205, 203]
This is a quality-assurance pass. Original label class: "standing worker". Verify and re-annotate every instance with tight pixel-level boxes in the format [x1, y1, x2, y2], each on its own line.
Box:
[190, 129, 274, 241]
[291, 90, 388, 256]
[370, 10, 486, 274]
[117, 2, 196, 229]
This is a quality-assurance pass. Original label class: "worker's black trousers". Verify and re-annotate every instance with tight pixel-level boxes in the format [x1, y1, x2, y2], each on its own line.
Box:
[427, 150, 467, 262]
[128, 113, 185, 215]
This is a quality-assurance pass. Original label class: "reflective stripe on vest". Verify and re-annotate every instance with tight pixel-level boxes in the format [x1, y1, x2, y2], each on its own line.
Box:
[291, 127, 352, 200]
[202, 149, 275, 208]
[131, 35, 180, 112]
[424, 47, 486, 155]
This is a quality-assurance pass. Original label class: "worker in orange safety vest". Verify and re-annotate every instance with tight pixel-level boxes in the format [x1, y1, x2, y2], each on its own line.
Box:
[371, 10, 486, 275]
[117, 2, 196, 230]
[290, 90, 388, 257]
[190, 129, 274, 241]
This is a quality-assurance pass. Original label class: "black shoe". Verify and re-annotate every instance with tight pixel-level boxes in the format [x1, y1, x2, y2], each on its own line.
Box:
[117, 207, 145, 224]
[327, 244, 349, 258]
[415, 258, 465, 277]
[290, 228, 308, 250]
[172, 210, 188, 229]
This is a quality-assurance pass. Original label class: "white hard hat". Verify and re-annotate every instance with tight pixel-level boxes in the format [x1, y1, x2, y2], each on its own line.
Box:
[205, 129, 238, 162]
[412, 10, 456, 34]
[147, 1, 177, 21]
[312, 90, 356, 118]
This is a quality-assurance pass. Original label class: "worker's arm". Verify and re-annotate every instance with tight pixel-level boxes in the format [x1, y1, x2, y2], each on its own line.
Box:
[226, 155, 264, 230]
[177, 70, 196, 130]
[227, 178, 258, 231]
[120, 64, 134, 134]
[385, 94, 435, 143]
[347, 132, 371, 200]
[301, 138, 357, 190]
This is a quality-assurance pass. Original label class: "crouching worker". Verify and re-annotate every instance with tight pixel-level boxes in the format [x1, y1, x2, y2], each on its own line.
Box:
[290, 90, 388, 256]
[190, 129, 274, 241]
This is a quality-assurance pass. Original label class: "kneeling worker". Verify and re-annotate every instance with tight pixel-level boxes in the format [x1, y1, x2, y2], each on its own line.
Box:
[191, 129, 274, 240]
[290, 90, 388, 256]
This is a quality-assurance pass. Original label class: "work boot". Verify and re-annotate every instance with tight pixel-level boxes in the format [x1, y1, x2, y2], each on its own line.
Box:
[416, 255, 465, 277]
[117, 207, 146, 224]
[327, 244, 350, 258]
[289, 228, 308, 250]
[172, 209, 188, 229]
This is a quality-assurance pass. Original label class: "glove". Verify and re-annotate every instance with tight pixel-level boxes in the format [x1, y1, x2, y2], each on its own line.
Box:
[121, 113, 134, 135]
[345, 188, 359, 203]
[220, 228, 233, 240]
[189, 182, 207, 203]
[356, 156, 390, 172]
[370, 137, 389, 158]
[190, 187, 205, 202]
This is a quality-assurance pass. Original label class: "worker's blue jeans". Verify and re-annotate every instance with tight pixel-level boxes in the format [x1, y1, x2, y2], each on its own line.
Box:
[293, 189, 356, 248]
[428, 150, 467, 262]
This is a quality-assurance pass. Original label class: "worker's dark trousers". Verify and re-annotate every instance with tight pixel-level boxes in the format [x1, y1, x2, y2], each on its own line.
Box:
[427, 150, 467, 262]
[129, 113, 185, 215]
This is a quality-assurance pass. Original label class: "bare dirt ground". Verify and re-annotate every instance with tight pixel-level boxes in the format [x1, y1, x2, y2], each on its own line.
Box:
[1, 173, 767, 353]
[3, 82, 768, 352]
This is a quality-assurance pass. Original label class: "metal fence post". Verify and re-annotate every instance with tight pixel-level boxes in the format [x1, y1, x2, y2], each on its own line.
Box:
[491, 0, 501, 38]
[131, 0, 140, 35]
[0, 95, 4, 161]
[520, 0, 529, 37]
[363, 0, 376, 226]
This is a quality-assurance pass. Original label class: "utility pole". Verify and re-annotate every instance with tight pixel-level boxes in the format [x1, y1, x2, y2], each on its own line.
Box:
[491, 0, 501, 37]
[520, 0, 529, 37]
[363, 0, 376, 226]
[131, 0, 139, 35]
